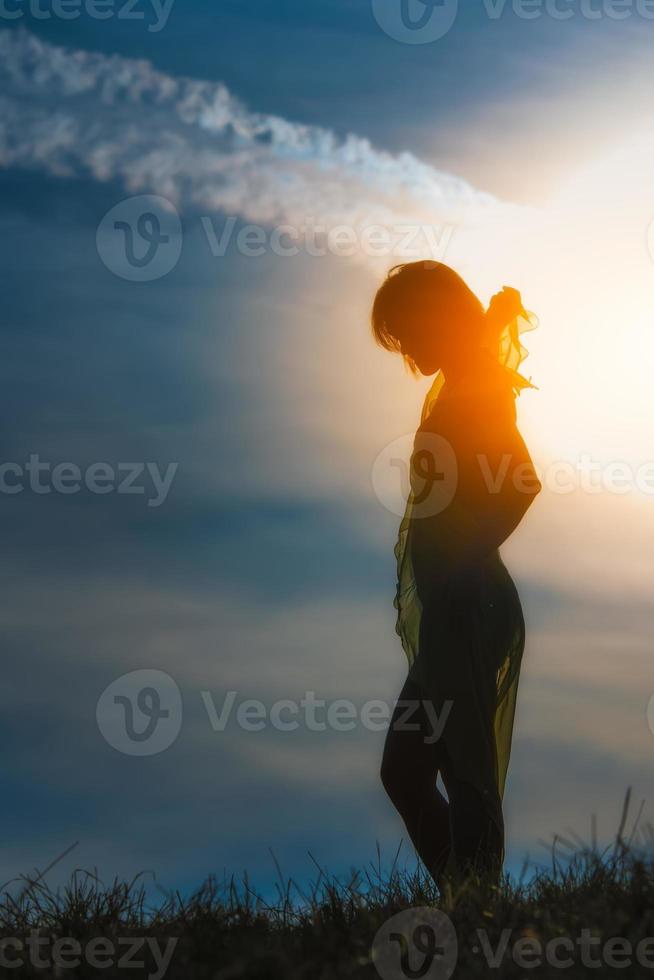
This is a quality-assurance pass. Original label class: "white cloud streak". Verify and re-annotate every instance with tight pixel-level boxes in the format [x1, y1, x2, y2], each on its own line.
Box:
[0, 27, 526, 250]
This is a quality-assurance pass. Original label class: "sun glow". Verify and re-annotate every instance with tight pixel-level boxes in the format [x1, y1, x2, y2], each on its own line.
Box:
[262, 130, 654, 578]
[470, 131, 654, 462]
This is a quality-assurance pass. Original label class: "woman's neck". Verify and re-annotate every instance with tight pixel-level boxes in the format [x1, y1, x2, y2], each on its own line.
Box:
[442, 347, 494, 390]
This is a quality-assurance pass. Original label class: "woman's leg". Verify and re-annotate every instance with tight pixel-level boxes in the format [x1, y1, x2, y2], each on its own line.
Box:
[414, 593, 505, 883]
[440, 759, 504, 881]
[380, 676, 451, 880]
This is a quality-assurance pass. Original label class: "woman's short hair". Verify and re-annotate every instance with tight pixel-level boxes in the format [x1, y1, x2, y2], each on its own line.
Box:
[371, 261, 484, 371]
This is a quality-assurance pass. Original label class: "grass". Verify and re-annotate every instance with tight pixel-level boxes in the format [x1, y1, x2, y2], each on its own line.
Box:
[1, 792, 654, 978]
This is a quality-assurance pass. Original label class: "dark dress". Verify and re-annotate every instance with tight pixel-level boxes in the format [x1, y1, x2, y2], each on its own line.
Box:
[393, 358, 532, 846]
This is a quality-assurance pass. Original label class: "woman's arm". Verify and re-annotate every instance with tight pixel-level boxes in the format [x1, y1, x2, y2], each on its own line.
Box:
[410, 386, 540, 590]
[449, 419, 541, 564]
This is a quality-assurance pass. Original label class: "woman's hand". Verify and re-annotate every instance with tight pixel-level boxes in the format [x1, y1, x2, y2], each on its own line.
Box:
[486, 287, 525, 330]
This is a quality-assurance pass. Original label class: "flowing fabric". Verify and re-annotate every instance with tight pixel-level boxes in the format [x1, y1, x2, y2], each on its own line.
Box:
[393, 310, 537, 841]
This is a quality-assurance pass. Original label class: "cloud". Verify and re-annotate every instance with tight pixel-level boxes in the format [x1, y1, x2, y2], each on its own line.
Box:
[0, 27, 528, 269]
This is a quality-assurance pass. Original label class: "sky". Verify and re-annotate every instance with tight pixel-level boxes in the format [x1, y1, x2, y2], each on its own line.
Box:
[1, 2, 654, 899]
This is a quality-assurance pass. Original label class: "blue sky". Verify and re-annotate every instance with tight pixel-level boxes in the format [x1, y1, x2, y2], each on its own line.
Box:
[1, 3, 654, 898]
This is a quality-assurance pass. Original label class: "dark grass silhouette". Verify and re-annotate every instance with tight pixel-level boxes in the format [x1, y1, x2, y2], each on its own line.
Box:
[2, 793, 653, 978]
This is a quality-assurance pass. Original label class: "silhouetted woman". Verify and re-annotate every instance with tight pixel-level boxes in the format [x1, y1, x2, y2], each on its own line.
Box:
[372, 262, 541, 884]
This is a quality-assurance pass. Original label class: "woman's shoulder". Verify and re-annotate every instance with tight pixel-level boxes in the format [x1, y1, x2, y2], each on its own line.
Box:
[420, 374, 516, 439]
[476, 362, 517, 406]
[469, 368, 517, 427]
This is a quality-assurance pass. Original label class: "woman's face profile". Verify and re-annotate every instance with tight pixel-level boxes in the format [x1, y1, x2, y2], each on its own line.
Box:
[401, 329, 441, 376]
[396, 283, 487, 377]
[371, 265, 489, 378]
[397, 296, 450, 377]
